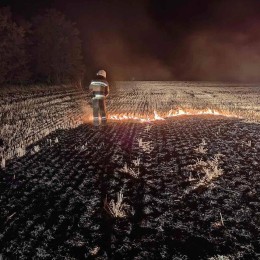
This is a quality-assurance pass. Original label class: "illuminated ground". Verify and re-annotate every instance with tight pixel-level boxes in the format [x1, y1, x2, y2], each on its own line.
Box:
[0, 116, 260, 259]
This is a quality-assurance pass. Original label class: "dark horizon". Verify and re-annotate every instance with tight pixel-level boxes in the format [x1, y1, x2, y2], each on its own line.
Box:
[2, 0, 260, 82]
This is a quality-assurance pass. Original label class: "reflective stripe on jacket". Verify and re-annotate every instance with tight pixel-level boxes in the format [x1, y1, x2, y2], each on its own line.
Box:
[89, 76, 109, 99]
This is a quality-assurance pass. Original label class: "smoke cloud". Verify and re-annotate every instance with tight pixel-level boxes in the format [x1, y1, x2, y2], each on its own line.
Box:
[76, 0, 174, 81]
[177, 0, 260, 82]
[80, 0, 260, 82]
[7, 0, 260, 82]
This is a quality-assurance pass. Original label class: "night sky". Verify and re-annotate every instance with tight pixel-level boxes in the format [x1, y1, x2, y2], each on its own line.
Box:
[1, 0, 260, 82]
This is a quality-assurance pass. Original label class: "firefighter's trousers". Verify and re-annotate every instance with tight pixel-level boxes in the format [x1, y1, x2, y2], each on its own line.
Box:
[93, 98, 107, 126]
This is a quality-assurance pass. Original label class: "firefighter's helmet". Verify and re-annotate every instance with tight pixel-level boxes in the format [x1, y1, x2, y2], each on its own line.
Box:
[97, 70, 106, 78]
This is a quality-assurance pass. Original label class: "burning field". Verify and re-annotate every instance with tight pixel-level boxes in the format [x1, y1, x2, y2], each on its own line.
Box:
[0, 82, 260, 259]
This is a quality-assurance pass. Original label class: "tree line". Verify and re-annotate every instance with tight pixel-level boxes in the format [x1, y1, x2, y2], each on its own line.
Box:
[0, 7, 85, 85]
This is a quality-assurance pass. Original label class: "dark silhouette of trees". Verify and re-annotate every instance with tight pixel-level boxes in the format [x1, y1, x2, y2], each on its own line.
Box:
[0, 7, 31, 84]
[0, 8, 85, 85]
[32, 10, 85, 84]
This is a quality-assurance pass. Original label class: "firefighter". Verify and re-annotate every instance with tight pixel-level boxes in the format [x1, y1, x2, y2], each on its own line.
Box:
[89, 70, 110, 126]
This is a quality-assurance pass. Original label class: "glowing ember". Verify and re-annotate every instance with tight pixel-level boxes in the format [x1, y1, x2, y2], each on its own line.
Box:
[109, 108, 242, 122]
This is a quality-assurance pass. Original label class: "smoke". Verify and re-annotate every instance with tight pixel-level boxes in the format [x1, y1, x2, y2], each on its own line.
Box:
[88, 31, 173, 80]
[80, 0, 173, 80]
[176, 0, 260, 82]
[61, 0, 260, 82]
[179, 28, 260, 82]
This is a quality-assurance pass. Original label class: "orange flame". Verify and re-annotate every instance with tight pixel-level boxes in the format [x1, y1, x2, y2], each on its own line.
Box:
[109, 108, 241, 122]
[154, 110, 165, 120]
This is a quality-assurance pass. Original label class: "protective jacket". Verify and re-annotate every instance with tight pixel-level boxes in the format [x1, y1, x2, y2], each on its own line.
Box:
[89, 75, 109, 99]
[89, 74, 110, 126]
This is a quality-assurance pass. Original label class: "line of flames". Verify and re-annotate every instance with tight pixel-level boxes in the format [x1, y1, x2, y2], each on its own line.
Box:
[109, 108, 242, 122]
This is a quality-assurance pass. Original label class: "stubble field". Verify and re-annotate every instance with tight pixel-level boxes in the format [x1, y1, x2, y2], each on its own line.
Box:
[0, 82, 260, 259]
